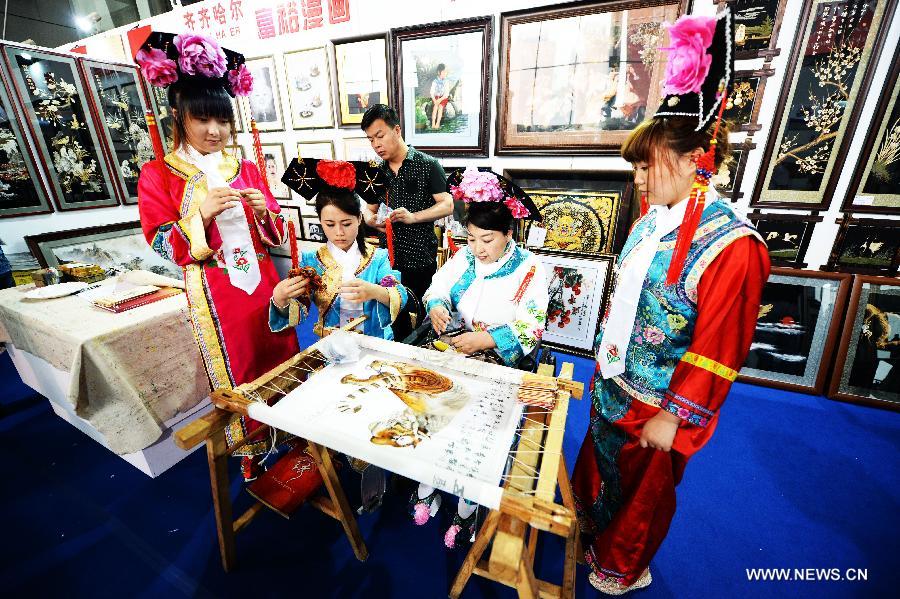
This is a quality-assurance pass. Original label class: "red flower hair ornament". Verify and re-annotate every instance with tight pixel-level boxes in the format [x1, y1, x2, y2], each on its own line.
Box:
[315, 160, 357, 190]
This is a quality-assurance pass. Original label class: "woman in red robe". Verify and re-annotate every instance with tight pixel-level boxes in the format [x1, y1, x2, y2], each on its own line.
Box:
[571, 9, 770, 594]
[135, 32, 298, 474]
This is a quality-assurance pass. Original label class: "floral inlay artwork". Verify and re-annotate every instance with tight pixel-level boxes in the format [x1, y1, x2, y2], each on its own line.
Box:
[0, 78, 51, 217]
[85, 62, 155, 203]
[3, 47, 116, 209]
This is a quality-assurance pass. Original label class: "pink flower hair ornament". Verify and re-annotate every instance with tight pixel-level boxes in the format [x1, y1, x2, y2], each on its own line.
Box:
[136, 47, 178, 88]
[227, 64, 253, 97]
[448, 166, 535, 219]
[660, 15, 717, 96]
[173, 33, 227, 78]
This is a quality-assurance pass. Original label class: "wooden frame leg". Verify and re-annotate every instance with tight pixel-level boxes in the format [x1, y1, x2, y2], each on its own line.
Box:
[207, 427, 237, 572]
[449, 509, 501, 599]
[307, 442, 369, 562]
[557, 455, 584, 566]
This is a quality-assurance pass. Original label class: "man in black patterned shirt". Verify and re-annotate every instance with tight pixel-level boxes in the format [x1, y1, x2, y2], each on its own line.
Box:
[361, 104, 453, 338]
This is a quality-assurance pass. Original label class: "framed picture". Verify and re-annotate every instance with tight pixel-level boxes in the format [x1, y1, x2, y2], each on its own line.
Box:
[244, 56, 284, 131]
[333, 35, 389, 127]
[750, 0, 895, 209]
[839, 46, 900, 214]
[1, 45, 118, 210]
[302, 216, 326, 242]
[283, 47, 334, 129]
[80, 60, 156, 205]
[496, 0, 685, 155]
[391, 16, 493, 157]
[504, 169, 634, 254]
[748, 212, 822, 268]
[723, 69, 773, 133]
[297, 140, 336, 160]
[532, 249, 614, 357]
[828, 275, 900, 411]
[739, 269, 851, 394]
[259, 143, 291, 200]
[24, 220, 183, 280]
[271, 205, 301, 257]
[714, 139, 755, 200]
[146, 84, 173, 150]
[342, 136, 379, 162]
[725, 0, 790, 60]
[0, 63, 52, 218]
[824, 216, 900, 276]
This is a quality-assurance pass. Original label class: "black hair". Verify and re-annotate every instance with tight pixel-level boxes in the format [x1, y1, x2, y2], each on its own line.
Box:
[167, 79, 236, 150]
[360, 103, 399, 131]
[464, 201, 514, 235]
[436, 63, 446, 73]
[314, 187, 368, 255]
[264, 153, 275, 162]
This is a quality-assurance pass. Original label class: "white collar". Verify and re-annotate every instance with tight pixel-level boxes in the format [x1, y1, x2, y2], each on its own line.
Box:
[327, 240, 362, 274]
[473, 240, 516, 278]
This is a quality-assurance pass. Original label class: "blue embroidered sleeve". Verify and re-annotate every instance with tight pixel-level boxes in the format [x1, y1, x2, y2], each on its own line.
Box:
[488, 324, 524, 367]
[269, 298, 309, 333]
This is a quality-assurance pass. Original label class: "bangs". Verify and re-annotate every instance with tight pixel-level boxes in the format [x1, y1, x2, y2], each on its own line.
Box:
[620, 118, 666, 165]
[169, 81, 233, 121]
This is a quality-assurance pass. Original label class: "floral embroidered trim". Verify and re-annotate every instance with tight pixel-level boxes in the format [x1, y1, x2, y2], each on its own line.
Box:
[488, 323, 524, 367]
[661, 390, 713, 426]
[680, 351, 737, 381]
[380, 275, 399, 288]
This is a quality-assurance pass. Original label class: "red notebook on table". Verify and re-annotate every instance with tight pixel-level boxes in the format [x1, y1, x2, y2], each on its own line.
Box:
[92, 286, 184, 313]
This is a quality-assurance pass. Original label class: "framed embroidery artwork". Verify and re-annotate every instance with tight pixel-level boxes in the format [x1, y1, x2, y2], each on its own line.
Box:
[271, 206, 301, 258]
[296, 140, 336, 160]
[722, 69, 773, 133]
[714, 139, 755, 200]
[390, 16, 493, 157]
[0, 62, 52, 218]
[824, 216, 900, 276]
[496, 0, 686, 155]
[283, 47, 335, 130]
[839, 47, 900, 214]
[243, 56, 285, 132]
[342, 136, 379, 162]
[739, 269, 850, 394]
[1, 45, 118, 210]
[504, 169, 634, 254]
[24, 220, 183, 280]
[80, 60, 156, 205]
[829, 275, 900, 411]
[532, 249, 614, 357]
[748, 212, 822, 268]
[725, 0, 790, 60]
[260, 143, 291, 200]
[302, 216, 326, 242]
[750, 0, 896, 209]
[333, 35, 389, 127]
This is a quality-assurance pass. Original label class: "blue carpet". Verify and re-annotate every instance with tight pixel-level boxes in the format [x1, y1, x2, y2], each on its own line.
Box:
[1, 314, 898, 598]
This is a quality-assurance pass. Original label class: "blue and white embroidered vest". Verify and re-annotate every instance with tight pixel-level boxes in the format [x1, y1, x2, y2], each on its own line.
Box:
[602, 200, 762, 407]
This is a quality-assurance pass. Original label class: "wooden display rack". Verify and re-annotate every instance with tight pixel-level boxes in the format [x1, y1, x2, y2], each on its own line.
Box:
[175, 324, 584, 598]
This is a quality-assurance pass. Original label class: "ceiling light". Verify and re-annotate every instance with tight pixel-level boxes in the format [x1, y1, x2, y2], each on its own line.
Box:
[75, 12, 102, 32]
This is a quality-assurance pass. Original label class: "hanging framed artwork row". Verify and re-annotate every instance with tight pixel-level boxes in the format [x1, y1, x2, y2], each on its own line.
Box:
[1, 45, 119, 210]
[260, 143, 291, 200]
[390, 16, 493, 157]
[721, 0, 790, 60]
[723, 68, 774, 133]
[715, 138, 756, 200]
[748, 211, 822, 268]
[243, 55, 286, 132]
[332, 34, 390, 128]
[79, 59, 156, 205]
[823, 215, 900, 276]
[828, 275, 900, 411]
[839, 39, 900, 214]
[495, 0, 687, 156]
[750, 0, 897, 209]
[283, 46, 335, 130]
[531, 248, 615, 357]
[296, 140, 336, 160]
[0, 60, 53, 218]
[739, 268, 851, 395]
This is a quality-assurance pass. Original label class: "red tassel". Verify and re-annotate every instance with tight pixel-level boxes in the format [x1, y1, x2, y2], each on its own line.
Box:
[447, 233, 460, 256]
[384, 190, 395, 267]
[287, 221, 299, 271]
[144, 110, 165, 165]
[639, 191, 649, 217]
[250, 119, 271, 193]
